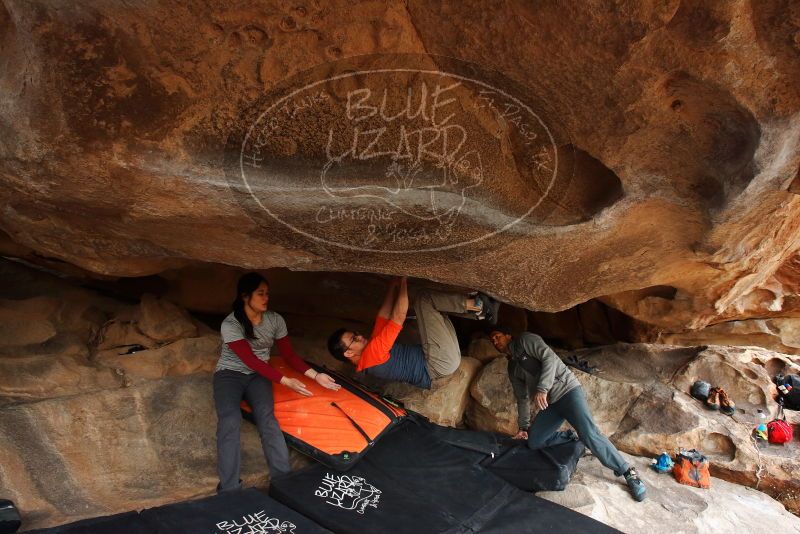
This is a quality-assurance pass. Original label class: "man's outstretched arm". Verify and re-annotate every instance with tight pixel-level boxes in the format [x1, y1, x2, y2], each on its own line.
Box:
[390, 276, 408, 325]
[377, 277, 400, 319]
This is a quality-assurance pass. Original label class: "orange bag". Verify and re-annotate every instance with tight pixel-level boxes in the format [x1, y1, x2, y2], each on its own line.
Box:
[673, 449, 711, 489]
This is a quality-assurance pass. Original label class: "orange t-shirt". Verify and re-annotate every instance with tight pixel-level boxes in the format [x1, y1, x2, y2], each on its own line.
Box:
[355, 315, 402, 371]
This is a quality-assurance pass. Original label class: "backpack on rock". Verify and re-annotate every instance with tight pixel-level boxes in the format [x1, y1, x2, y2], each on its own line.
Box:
[673, 449, 711, 489]
[774, 374, 800, 411]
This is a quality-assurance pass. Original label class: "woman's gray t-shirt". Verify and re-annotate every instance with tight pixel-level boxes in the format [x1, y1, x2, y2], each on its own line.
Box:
[215, 311, 288, 374]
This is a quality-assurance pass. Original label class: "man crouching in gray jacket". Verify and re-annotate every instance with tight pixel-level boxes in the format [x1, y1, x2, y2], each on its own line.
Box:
[489, 326, 647, 502]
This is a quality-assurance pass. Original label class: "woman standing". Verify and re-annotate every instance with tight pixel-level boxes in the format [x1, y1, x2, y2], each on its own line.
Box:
[214, 272, 339, 491]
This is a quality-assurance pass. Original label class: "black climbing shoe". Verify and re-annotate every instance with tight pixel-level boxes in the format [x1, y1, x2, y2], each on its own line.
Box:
[623, 467, 647, 502]
[0, 499, 21, 534]
[476, 293, 501, 325]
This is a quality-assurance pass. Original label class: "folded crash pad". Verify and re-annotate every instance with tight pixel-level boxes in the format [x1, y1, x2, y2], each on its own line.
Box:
[269, 420, 620, 534]
[482, 439, 586, 492]
[242, 358, 407, 470]
[421, 420, 585, 492]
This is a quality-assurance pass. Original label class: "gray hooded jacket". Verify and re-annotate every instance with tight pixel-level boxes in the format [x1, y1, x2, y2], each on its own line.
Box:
[507, 332, 581, 429]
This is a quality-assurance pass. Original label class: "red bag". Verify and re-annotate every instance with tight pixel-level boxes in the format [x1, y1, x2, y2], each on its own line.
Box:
[768, 419, 793, 444]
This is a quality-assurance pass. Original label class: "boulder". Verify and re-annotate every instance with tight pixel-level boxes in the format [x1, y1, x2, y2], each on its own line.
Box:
[0, 263, 128, 348]
[95, 334, 221, 382]
[466, 337, 505, 363]
[96, 320, 158, 351]
[466, 357, 518, 435]
[0, 298, 57, 347]
[573, 371, 644, 436]
[0, 294, 109, 352]
[382, 357, 482, 427]
[660, 318, 800, 356]
[136, 294, 197, 344]
[0, 290, 124, 404]
[0, 347, 121, 405]
[539, 453, 800, 534]
[590, 345, 800, 515]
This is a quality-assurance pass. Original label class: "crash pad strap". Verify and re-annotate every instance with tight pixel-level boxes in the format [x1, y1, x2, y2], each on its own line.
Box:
[331, 401, 374, 446]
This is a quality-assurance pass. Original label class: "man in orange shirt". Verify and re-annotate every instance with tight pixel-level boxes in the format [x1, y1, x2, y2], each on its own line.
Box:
[327, 277, 499, 389]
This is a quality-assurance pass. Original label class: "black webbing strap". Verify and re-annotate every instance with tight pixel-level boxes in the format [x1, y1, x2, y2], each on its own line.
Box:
[331, 401, 374, 446]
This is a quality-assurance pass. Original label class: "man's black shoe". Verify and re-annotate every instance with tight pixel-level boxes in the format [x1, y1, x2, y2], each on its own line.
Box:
[476, 293, 501, 325]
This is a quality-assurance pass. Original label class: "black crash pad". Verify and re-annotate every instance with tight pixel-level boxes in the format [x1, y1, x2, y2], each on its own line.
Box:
[26, 511, 151, 534]
[28, 489, 331, 534]
[270, 420, 620, 534]
[139, 487, 331, 533]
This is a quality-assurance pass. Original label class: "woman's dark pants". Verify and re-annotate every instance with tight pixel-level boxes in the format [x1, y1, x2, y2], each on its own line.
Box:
[213, 370, 290, 491]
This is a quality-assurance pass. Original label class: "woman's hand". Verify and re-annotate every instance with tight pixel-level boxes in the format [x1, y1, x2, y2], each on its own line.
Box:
[280, 376, 312, 396]
[315, 372, 341, 391]
[512, 430, 528, 440]
[534, 391, 549, 411]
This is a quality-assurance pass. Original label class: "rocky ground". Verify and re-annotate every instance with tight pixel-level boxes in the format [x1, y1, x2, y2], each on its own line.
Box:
[542, 453, 800, 534]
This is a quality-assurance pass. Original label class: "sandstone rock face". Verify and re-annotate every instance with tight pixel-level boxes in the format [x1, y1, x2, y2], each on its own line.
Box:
[137, 294, 199, 343]
[382, 357, 481, 427]
[659, 318, 800, 355]
[96, 320, 158, 352]
[95, 335, 221, 382]
[0, 261, 307, 530]
[0, 298, 57, 347]
[574, 371, 644, 436]
[623, 346, 800, 514]
[0, 259, 222, 405]
[466, 357, 517, 435]
[0, 347, 121, 404]
[466, 337, 505, 364]
[0, 0, 798, 340]
[0, 375, 307, 531]
[540, 453, 800, 534]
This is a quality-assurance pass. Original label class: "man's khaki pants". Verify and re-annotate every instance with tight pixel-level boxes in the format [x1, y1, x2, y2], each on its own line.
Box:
[414, 290, 475, 379]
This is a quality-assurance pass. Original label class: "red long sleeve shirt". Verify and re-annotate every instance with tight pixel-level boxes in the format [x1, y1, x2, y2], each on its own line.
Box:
[227, 336, 311, 383]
